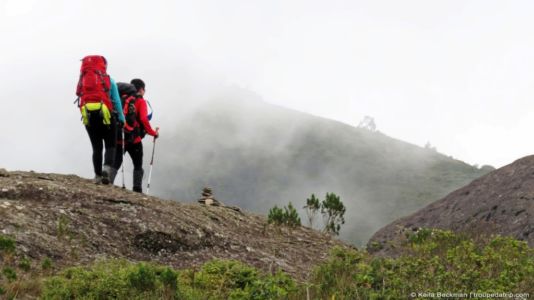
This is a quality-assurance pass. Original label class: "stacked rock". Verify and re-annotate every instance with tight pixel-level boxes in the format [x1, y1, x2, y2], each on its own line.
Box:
[198, 187, 222, 206]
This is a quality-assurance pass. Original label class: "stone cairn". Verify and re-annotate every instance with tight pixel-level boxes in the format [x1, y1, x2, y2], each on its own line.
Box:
[198, 187, 222, 206]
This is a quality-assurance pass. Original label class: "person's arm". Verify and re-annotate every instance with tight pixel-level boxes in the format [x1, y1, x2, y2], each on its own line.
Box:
[109, 78, 125, 123]
[137, 98, 158, 136]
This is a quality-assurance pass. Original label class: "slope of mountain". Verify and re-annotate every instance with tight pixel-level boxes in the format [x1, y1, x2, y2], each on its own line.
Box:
[368, 155, 534, 256]
[0, 168, 346, 280]
[153, 93, 492, 245]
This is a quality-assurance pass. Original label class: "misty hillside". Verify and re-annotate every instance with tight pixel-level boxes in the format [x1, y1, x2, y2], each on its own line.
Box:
[369, 155, 534, 256]
[0, 168, 345, 280]
[152, 92, 493, 245]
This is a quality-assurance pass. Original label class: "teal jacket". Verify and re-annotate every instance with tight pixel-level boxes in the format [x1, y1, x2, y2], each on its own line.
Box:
[109, 78, 125, 123]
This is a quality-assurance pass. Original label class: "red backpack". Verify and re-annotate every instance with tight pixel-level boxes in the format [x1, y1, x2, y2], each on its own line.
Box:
[76, 55, 112, 111]
[123, 95, 147, 143]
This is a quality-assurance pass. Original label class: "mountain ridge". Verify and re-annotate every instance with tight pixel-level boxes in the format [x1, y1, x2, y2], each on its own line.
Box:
[154, 96, 493, 245]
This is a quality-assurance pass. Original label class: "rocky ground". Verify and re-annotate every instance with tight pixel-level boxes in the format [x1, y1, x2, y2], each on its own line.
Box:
[369, 155, 534, 256]
[0, 168, 348, 280]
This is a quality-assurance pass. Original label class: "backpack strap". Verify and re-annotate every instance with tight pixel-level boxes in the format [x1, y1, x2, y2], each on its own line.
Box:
[123, 96, 137, 131]
[98, 72, 110, 93]
[76, 72, 84, 97]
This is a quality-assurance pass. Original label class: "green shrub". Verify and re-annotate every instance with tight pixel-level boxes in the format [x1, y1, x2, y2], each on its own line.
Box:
[159, 267, 178, 291]
[57, 215, 70, 238]
[0, 234, 15, 253]
[30, 229, 534, 299]
[43, 260, 158, 299]
[303, 229, 534, 299]
[177, 259, 296, 300]
[18, 256, 31, 272]
[267, 205, 285, 225]
[42, 259, 296, 300]
[3, 267, 17, 282]
[41, 257, 53, 270]
[284, 202, 301, 227]
[407, 227, 433, 244]
[368, 241, 383, 252]
[127, 263, 157, 292]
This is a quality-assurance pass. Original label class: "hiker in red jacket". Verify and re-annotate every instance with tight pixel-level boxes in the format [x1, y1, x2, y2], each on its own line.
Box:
[111, 79, 159, 193]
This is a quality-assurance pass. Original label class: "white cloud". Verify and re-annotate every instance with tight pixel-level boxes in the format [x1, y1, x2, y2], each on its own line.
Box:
[1, 0, 534, 171]
[2, 0, 37, 17]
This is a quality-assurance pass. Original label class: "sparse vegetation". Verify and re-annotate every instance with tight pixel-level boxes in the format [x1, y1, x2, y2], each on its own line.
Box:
[368, 241, 383, 252]
[56, 215, 70, 239]
[160, 267, 178, 290]
[407, 227, 433, 244]
[128, 262, 157, 292]
[41, 259, 296, 300]
[0, 235, 15, 253]
[1, 169, 531, 298]
[41, 257, 53, 271]
[2, 267, 17, 282]
[177, 259, 296, 299]
[18, 257, 31, 272]
[302, 229, 534, 299]
[1, 229, 533, 299]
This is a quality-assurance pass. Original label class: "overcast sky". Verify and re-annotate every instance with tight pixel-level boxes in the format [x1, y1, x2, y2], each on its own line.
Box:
[2, 0, 534, 170]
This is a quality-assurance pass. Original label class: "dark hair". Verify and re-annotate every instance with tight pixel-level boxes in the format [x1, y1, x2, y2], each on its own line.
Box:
[130, 78, 145, 91]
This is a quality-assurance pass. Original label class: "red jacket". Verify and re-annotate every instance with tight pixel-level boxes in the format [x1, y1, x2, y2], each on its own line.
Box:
[133, 96, 157, 144]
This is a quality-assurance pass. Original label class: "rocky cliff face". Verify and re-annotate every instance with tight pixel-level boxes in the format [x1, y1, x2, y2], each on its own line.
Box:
[0, 169, 347, 280]
[368, 156, 534, 256]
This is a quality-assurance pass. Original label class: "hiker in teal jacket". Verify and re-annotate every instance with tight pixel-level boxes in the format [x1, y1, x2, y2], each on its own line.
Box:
[110, 78, 126, 124]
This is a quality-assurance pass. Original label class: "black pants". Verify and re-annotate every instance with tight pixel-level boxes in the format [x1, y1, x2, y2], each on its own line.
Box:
[85, 112, 117, 176]
[114, 141, 144, 171]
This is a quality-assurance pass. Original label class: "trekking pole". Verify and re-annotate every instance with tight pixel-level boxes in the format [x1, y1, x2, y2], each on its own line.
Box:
[121, 129, 126, 189]
[146, 127, 159, 195]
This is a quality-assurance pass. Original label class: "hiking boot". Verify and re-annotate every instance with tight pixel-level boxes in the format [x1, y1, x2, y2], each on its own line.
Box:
[133, 169, 144, 193]
[101, 165, 112, 185]
[109, 167, 118, 185]
[94, 175, 102, 184]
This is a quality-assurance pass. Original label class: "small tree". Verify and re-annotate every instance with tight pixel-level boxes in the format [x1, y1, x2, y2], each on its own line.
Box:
[268, 206, 285, 225]
[284, 202, 301, 227]
[357, 116, 377, 131]
[303, 194, 320, 228]
[321, 193, 346, 235]
[268, 202, 301, 227]
[424, 141, 437, 152]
